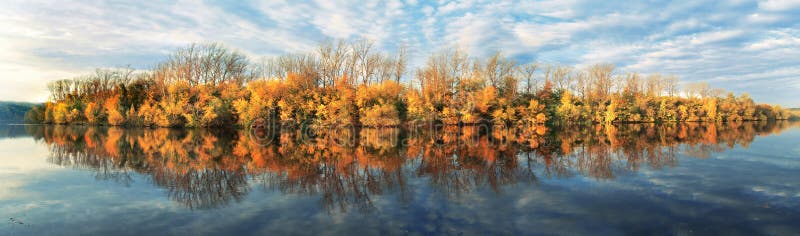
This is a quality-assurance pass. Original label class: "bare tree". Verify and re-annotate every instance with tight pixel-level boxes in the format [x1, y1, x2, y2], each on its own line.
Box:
[543, 64, 553, 87]
[317, 39, 348, 87]
[416, 49, 469, 105]
[551, 65, 572, 91]
[378, 56, 396, 83]
[482, 52, 516, 98]
[587, 63, 615, 101]
[351, 39, 374, 85]
[685, 82, 713, 99]
[518, 63, 538, 94]
[575, 71, 590, 99]
[363, 52, 382, 85]
[663, 75, 679, 97]
[484, 52, 515, 88]
[623, 72, 642, 95]
[644, 74, 663, 97]
[160, 43, 250, 86]
[394, 45, 407, 82]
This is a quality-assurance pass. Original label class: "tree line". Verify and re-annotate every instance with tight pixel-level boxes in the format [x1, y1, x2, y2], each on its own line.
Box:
[0, 101, 37, 123]
[25, 40, 793, 127]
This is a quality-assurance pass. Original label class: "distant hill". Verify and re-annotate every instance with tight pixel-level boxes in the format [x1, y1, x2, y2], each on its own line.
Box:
[0, 101, 38, 123]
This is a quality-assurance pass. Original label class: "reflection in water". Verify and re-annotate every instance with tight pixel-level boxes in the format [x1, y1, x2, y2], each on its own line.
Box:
[0, 124, 30, 139]
[26, 121, 796, 212]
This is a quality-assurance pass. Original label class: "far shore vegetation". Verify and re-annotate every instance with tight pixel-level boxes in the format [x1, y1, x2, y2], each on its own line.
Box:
[0, 101, 37, 123]
[24, 40, 794, 128]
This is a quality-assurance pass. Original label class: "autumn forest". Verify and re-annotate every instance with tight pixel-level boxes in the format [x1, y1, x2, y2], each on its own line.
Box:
[25, 40, 794, 128]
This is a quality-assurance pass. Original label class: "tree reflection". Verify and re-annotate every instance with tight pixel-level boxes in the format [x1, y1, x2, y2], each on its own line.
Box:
[27, 121, 797, 212]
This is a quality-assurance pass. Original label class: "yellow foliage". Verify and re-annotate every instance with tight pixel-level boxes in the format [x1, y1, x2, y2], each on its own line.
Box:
[404, 90, 428, 121]
[360, 103, 400, 127]
[53, 102, 69, 124]
[234, 80, 285, 126]
[355, 80, 403, 108]
[441, 106, 460, 125]
[704, 98, 718, 121]
[556, 91, 581, 122]
[604, 98, 619, 123]
[157, 81, 192, 127]
[277, 99, 294, 122]
[84, 102, 103, 124]
[474, 86, 497, 114]
[200, 97, 222, 126]
[316, 87, 356, 126]
[356, 80, 404, 126]
[519, 99, 548, 125]
[491, 99, 517, 125]
[678, 105, 689, 121]
[67, 108, 82, 124]
[137, 99, 160, 127]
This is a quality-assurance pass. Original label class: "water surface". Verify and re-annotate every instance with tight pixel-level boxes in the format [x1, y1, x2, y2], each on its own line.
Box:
[1, 122, 799, 235]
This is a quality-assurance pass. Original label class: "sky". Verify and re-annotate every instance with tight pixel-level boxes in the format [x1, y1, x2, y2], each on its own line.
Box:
[0, 0, 798, 107]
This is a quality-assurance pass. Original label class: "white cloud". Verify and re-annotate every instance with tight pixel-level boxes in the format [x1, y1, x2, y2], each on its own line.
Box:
[746, 30, 800, 50]
[437, 0, 475, 15]
[512, 12, 648, 51]
[758, 0, 800, 11]
[422, 5, 435, 16]
[513, 0, 579, 19]
[578, 43, 644, 68]
[513, 20, 587, 49]
[689, 30, 745, 45]
[746, 13, 785, 24]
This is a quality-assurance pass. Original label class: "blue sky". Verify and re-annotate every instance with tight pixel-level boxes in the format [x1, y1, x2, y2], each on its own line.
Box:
[1, 0, 798, 107]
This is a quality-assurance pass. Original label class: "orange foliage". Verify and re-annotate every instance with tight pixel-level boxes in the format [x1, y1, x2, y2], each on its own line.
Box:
[105, 95, 125, 126]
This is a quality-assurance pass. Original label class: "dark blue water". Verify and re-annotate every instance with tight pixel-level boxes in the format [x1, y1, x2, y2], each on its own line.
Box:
[1, 122, 799, 235]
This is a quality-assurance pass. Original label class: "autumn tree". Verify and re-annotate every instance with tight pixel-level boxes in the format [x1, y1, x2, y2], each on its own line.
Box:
[34, 40, 790, 128]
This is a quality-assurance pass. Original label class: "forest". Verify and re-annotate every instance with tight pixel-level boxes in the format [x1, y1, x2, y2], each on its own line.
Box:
[0, 101, 38, 123]
[25, 40, 794, 128]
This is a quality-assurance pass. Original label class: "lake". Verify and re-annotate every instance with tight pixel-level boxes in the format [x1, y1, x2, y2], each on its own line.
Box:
[1, 121, 799, 235]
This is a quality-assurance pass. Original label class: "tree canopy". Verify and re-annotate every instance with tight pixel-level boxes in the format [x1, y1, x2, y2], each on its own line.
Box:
[27, 41, 793, 128]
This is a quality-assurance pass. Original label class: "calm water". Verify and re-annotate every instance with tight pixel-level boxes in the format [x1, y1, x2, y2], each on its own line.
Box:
[1, 122, 799, 235]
